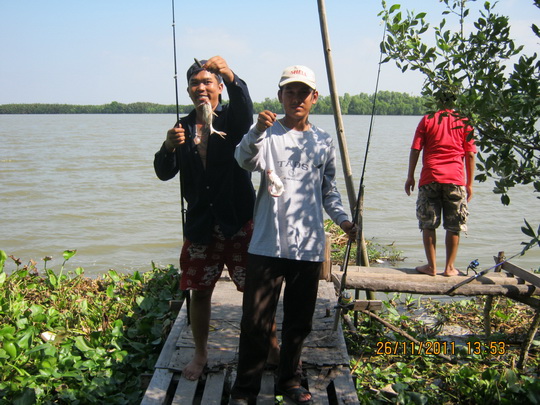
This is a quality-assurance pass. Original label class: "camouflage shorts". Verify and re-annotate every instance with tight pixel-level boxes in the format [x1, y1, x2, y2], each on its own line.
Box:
[416, 183, 469, 233]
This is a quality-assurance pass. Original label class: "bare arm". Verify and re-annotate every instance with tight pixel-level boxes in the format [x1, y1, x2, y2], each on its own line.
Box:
[405, 148, 421, 196]
[465, 151, 475, 202]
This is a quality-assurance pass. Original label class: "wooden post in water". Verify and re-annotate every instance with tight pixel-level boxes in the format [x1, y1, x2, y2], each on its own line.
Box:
[483, 251, 506, 337]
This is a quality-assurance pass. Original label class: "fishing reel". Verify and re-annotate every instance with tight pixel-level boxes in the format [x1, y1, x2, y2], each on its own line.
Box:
[466, 259, 480, 275]
[337, 291, 353, 309]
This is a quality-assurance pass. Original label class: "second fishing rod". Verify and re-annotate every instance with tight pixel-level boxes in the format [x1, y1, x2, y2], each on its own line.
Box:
[333, 23, 387, 331]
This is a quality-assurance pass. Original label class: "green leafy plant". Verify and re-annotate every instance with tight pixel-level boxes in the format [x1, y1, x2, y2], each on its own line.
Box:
[0, 250, 183, 404]
[379, 0, 540, 253]
[347, 296, 539, 403]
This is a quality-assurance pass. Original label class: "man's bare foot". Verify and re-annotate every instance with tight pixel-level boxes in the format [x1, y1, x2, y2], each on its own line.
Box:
[442, 267, 461, 277]
[182, 353, 207, 381]
[415, 264, 437, 276]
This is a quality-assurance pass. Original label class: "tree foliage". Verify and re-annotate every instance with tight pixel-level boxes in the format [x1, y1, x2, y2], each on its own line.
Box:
[380, 0, 540, 253]
[380, 0, 540, 201]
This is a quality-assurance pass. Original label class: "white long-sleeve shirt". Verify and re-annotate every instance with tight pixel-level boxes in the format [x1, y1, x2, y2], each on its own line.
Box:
[235, 121, 349, 262]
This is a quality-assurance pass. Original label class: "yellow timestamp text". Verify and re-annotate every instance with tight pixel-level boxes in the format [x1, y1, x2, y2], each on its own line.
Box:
[375, 340, 508, 356]
[376, 341, 457, 356]
[466, 341, 507, 355]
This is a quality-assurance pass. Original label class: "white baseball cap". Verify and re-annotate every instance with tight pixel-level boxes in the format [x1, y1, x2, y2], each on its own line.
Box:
[278, 65, 316, 90]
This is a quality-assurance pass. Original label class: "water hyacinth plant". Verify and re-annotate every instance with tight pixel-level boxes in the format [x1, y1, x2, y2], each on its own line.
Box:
[347, 295, 540, 403]
[0, 250, 183, 404]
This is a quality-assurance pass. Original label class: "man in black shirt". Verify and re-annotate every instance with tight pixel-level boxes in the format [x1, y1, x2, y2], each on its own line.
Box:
[154, 56, 255, 380]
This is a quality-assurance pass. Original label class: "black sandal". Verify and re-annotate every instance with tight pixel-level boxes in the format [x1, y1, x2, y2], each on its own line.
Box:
[276, 386, 313, 405]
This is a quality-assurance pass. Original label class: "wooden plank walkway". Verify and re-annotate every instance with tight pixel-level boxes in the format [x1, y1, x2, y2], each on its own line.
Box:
[333, 264, 540, 302]
[141, 278, 359, 405]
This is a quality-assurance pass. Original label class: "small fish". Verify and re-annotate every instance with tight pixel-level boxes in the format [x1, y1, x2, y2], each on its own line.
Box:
[267, 169, 284, 197]
[201, 102, 226, 139]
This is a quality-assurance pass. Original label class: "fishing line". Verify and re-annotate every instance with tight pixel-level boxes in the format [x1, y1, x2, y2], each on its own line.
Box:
[337, 22, 388, 299]
[333, 23, 388, 330]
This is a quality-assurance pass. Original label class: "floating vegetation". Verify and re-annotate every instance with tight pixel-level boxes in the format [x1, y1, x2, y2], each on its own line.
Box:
[0, 250, 183, 404]
[324, 219, 404, 265]
[345, 294, 540, 403]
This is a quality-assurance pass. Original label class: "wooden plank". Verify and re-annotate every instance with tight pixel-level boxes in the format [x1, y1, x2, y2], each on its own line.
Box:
[141, 295, 189, 404]
[303, 329, 349, 366]
[140, 368, 175, 405]
[143, 279, 359, 404]
[302, 282, 352, 368]
[334, 265, 527, 284]
[200, 369, 227, 405]
[333, 264, 516, 278]
[331, 366, 359, 405]
[171, 377, 198, 405]
[503, 262, 540, 288]
[329, 313, 350, 367]
[206, 322, 240, 368]
[351, 300, 382, 311]
[508, 295, 540, 310]
[311, 281, 337, 331]
[258, 370, 276, 405]
[332, 272, 540, 297]
[334, 269, 524, 285]
[307, 368, 331, 405]
[170, 281, 242, 371]
[168, 347, 193, 372]
[155, 302, 189, 369]
[302, 346, 349, 366]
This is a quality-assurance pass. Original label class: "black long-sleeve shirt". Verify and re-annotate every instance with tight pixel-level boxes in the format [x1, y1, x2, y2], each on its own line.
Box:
[154, 74, 255, 244]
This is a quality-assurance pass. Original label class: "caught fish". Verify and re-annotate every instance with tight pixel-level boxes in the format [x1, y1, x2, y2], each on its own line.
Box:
[267, 169, 284, 197]
[201, 102, 226, 139]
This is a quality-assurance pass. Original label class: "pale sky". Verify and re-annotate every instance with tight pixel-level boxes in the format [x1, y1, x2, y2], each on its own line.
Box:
[1, 0, 538, 105]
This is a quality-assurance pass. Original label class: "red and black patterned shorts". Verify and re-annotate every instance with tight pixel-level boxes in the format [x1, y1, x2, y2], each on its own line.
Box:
[179, 220, 253, 291]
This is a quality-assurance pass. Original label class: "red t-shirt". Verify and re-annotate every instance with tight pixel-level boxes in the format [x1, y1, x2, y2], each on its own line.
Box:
[411, 110, 476, 187]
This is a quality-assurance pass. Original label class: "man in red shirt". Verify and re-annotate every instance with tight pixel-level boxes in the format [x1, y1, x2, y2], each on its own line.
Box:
[405, 91, 476, 276]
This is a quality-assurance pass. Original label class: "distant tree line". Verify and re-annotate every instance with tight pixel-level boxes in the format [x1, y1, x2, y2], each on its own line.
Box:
[0, 91, 427, 115]
[255, 91, 426, 115]
[0, 101, 187, 115]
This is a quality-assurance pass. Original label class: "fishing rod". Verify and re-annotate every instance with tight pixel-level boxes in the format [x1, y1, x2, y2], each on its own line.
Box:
[171, 0, 186, 229]
[333, 23, 387, 331]
[171, 0, 190, 322]
[171, 0, 181, 126]
[446, 251, 523, 295]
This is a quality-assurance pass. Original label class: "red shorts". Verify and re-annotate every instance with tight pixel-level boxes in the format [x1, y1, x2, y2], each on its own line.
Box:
[179, 220, 253, 291]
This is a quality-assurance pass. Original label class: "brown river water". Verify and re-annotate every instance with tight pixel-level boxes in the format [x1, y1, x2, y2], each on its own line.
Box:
[1, 114, 538, 277]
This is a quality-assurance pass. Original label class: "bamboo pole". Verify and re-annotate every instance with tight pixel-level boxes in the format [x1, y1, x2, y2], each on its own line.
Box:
[316, 0, 355, 212]
[317, 0, 373, 308]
